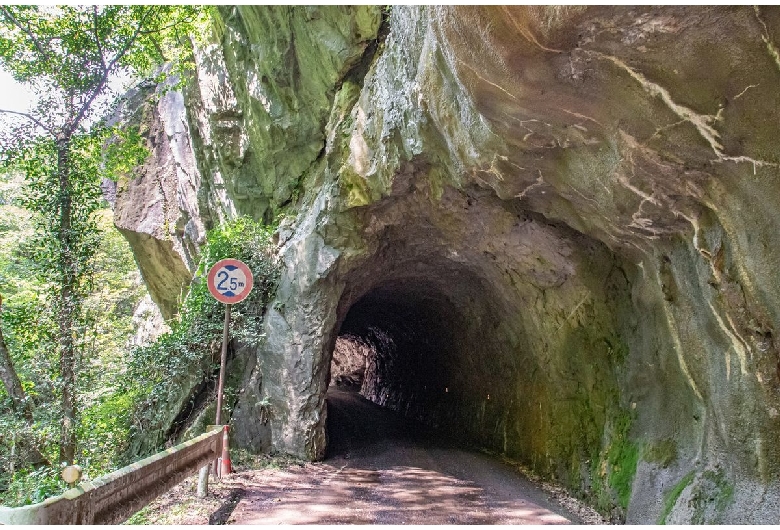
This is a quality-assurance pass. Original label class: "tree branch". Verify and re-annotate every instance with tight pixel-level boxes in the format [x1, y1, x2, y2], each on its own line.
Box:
[0, 108, 52, 134]
[0, 6, 50, 61]
[92, 6, 107, 71]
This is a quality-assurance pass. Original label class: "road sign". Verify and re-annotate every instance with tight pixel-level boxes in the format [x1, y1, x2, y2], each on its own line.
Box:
[207, 258, 254, 304]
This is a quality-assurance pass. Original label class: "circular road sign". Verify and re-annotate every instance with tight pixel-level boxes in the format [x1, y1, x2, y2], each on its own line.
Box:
[207, 258, 254, 304]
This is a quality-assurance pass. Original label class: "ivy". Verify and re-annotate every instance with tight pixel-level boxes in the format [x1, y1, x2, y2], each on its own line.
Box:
[124, 217, 280, 459]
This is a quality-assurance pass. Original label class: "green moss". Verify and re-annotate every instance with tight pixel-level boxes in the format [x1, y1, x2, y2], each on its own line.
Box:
[691, 469, 735, 524]
[608, 432, 639, 509]
[339, 166, 373, 207]
[658, 470, 695, 525]
[644, 438, 678, 468]
[589, 409, 639, 516]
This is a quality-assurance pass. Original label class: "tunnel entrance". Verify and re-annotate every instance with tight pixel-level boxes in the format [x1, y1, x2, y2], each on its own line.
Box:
[315, 187, 628, 490]
[325, 279, 465, 457]
[331, 280, 461, 412]
[324, 263, 513, 459]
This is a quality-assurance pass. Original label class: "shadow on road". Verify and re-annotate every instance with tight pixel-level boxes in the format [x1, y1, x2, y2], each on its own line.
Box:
[208, 487, 244, 525]
[228, 388, 580, 524]
[325, 388, 449, 458]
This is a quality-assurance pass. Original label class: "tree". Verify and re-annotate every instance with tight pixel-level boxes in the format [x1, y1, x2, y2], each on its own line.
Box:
[0, 5, 203, 466]
[0, 295, 32, 423]
[0, 295, 48, 467]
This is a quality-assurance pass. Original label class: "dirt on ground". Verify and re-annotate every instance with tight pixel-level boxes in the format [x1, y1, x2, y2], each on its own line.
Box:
[127, 389, 608, 525]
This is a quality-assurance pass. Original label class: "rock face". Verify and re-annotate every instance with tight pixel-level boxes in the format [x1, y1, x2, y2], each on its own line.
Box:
[115, 6, 780, 523]
[112, 76, 212, 319]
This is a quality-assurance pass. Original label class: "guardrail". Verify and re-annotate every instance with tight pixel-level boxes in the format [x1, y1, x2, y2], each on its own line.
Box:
[0, 426, 224, 525]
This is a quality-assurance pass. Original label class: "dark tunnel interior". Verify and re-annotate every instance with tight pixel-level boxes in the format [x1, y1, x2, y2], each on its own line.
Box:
[324, 259, 522, 457]
[333, 281, 461, 410]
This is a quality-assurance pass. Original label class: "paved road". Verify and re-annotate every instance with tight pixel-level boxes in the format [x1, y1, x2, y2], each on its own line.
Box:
[229, 389, 578, 525]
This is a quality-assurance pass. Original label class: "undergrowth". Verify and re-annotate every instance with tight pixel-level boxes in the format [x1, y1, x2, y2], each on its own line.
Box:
[123, 216, 280, 461]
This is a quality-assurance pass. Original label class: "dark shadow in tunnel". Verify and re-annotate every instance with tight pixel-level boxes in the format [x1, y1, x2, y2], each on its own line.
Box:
[325, 388, 454, 460]
[326, 278, 478, 459]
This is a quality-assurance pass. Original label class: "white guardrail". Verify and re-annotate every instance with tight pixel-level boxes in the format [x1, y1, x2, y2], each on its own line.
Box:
[0, 426, 224, 525]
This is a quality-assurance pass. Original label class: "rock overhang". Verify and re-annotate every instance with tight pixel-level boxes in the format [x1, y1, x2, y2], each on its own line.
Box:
[115, 5, 780, 523]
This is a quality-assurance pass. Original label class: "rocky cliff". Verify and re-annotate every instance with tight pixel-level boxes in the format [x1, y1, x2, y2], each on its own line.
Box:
[114, 6, 780, 523]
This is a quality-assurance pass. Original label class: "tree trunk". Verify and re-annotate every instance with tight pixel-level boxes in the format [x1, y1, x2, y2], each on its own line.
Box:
[57, 136, 77, 467]
[0, 305, 49, 466]
[0, 320, 33, 422]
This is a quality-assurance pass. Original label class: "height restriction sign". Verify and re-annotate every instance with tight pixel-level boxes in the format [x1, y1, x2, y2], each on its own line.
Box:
[207, 258, 254, 304]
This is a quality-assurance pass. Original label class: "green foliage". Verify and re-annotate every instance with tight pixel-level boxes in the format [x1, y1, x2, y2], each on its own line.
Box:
[0, 6, 206, 119]
[0, 2, 211, 471]
[11, 134, 103, 296]
[658, 470, 695, 524]
[125, 217, 280, 458]
[0, 465, 65, 507]
[77, 392, 135, 476]
[0, 3, 217, 503]
[0, 170, 149, 505]
[0, 413, 59, 497]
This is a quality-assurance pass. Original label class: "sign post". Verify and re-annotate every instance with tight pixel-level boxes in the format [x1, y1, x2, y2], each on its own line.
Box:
[204, 258, 253, 480]
[207, 258, 254, 425]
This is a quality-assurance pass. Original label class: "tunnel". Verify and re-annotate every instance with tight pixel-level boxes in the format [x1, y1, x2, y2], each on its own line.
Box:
[321, 187, 632, 480]
[328, 269, 507, 434]
[325, 265, 512, 459]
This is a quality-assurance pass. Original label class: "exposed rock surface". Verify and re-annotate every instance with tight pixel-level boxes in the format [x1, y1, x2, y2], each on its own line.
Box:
[112, 75, 211, 319]
[115, 5, 780, 524]
[330, 334, 368, 391]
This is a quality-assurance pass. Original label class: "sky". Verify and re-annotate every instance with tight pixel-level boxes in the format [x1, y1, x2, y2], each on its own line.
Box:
[0, 68, 34, 136]
[0, 69, 36, 137]
[0, 69, 33, 114]
[0, 65, 135, 137]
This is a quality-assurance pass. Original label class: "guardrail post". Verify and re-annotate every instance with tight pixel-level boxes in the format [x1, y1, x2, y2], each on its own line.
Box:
[196, 463, 210, 498]
[208, 424, 223, 478]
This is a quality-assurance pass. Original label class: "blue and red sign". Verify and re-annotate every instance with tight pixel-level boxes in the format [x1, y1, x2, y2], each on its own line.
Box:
[207, 258, 254, 304]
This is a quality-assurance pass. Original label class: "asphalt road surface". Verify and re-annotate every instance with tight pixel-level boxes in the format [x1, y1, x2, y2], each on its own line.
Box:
[229, 389, 579, 524]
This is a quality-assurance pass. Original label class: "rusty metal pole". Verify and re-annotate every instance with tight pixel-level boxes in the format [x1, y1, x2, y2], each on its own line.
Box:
[215, 304, 231, 426]
[214, 304, 231, 478]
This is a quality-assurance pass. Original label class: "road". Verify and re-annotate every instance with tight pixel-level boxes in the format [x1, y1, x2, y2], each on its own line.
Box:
[227, 389, 580, 524]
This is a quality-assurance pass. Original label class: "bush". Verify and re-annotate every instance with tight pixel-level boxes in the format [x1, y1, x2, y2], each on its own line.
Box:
[0, 465, 65, 507]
